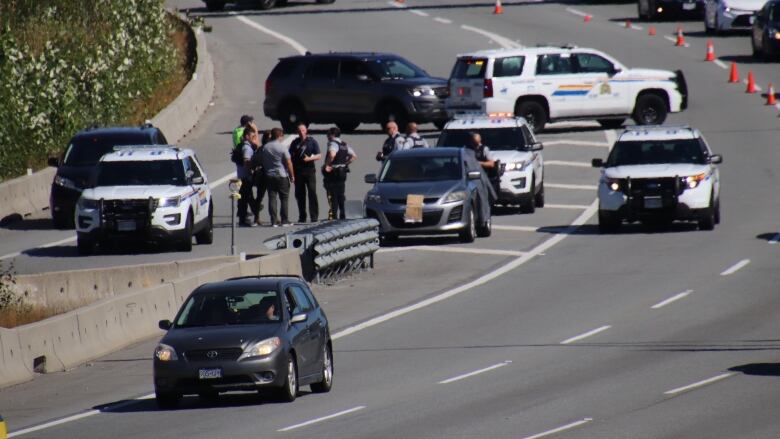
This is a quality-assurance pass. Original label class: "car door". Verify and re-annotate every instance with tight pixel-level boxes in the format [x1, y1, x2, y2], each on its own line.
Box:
[752, 4, 769, 50]
[182, 157, 206, 223]
[491, 55, 526, 112]
[284, 284, 319, 377]
[302, 59, 341, 118]
[521, 125, 543, 184]
[572, 52, 628, 115]
[190, 156, 210, 222]
[535, 52, 582, 118]
[336, 59, 377, 118]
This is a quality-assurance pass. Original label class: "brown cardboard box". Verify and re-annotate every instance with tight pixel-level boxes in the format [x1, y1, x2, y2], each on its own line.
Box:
[404, 194, 424, 223]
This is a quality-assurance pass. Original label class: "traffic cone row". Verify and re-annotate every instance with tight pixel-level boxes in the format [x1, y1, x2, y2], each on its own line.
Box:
[705, 39, 715, 61]
[675, 27, 686, 46]
[494, 0, 504, 14]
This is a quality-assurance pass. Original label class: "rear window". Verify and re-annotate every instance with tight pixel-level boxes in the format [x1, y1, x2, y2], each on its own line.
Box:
[63, 133, 156, 166]
[451, 58, 487, 79]
[438, 128, 527, 151]
[269, 59, 297, 80]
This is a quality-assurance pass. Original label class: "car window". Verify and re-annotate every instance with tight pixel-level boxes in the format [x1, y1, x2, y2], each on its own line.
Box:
[269, 59, 298, 80]
[367, 57, 426, 80]
[451, 58, 487, 79]
[771, 4, 779, 22]
[437, 128, 527, 151]
[286, 285, 313, 316]
[184, 157, 202, 179]
[305, 60, 339, 80]
[300, 284, 319, 308]
[380, 156, 462, 182]
[521, 126, 536, 145]
[535, 54, 574, 75]
[340, 60, 374, 80]
[575, 53, 614, 74]
[175, 290, 281, 327]
[606, 139, 707, 166]
[155, 131, 167, 144]
[493, 56, 525, 77]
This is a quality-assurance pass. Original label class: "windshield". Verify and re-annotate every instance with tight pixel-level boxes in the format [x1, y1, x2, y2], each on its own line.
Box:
[176, 290, 282, 327]
[95, 160, 186, 186]
[63, 134, 154, 166]
[451, 58, 487, 79]
[437, 128, 527, 151]
[367, 57, 427, 80]
[380, 156, 462, 183]
[607, 139, 707, 166]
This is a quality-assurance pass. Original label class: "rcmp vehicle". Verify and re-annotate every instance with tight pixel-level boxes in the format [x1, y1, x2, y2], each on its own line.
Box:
[705, 0, 765, 32]
[592, 125, 722, 232]
[75, 146, 213, 254]
[437, 115, 545, 213]
[751, 0, 780, 59]
[446, 46, 688, 133]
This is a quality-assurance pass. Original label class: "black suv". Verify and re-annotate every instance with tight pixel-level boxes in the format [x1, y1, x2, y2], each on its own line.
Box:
[752, 0, 780, 60]
[263, 52, 449, 133]
[204, 0, 334, 11]
[48, 124, 167, 228]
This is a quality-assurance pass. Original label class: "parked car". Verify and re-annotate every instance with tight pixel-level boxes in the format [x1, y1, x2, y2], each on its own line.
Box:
[154, 276, 333, 408]
[638, 0, 704, 20]
[751, 0, 780, 59]
[705, 0, 765, 32]
[264, 52, 449, 133]
[48, 124, 167, 228]
[364, 147, 494, 243]
[203, 0, 334, 11]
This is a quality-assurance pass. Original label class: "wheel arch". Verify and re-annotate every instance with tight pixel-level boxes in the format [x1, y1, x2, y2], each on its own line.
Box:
[514, 95, 550, 117]
[636, 88, 670, 111]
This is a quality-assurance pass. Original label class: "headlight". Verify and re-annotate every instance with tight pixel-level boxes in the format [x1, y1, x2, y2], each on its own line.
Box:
[682, 173, 706, 189]
[410, 87, 436, 97]
[505, 160, 529, 172]
[442, 190, 467, 204]
[365, 193, 382, 204]
[154, 343, 178, 362]
[604, 178, 623, 192]
[159, 196, 181, 208]
[239, 337, 281, 360]
[77, 197, 99, 210]
[54, 175, 81, 191]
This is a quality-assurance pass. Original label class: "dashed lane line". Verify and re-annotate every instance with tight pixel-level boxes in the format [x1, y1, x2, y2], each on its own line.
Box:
[493, 225, 540, 232]
[560, 325, 611, 344]
[410, 9, 429, 16]
[545, 183, 598, 190]
[544, 203, 591, 210]
[543, 140, 610, 148]
[434, 17, 452, 24]
[565, 7, 590, 17]
[277, 406, 366, 432]
[720, 259, 750, 276]
[521, 418, 594, 439]
[461, 25, 521, 49]
[438, 361, 512, 384]
[651, 290, 692, 309]
[545, 160, 592, 168]
[713, 59, 728, 69]
[663, 373, 736, 395]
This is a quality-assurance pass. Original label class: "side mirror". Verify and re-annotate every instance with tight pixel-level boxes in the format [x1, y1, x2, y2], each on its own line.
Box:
[531, 142, 543, 151]
[467, 171, 481, 180]
[48, 157, 60, 167]
[365, 174, 377, 184]
[290, 313, 308, 324]
[709, 154, 723, 164]
[158, 320, 172, 330]
[591, 158, 604, 168]
[190, 176, 205, 185]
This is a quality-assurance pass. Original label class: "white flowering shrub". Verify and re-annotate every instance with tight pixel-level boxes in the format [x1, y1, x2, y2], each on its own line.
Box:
[0, 0, 175, 180]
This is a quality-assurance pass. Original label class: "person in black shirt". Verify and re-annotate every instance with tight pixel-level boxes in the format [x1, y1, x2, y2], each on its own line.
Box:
[323, 127, 357, 220]
[289, 123, 322, 223]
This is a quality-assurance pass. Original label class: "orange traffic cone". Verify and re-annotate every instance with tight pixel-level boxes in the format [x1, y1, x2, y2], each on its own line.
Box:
[767, 84, 777, 105]
[625, 19, 632, 28]
[746, 71, 757, 93]
[395, 0, 405, 3]
[648, 26, 656, 36]
[705, 40, 715, 61]
[584, 14, 592, 22]
[728, 62, 739, 83]
[494, 0, 504, 14]
[675, 27, 686, 46]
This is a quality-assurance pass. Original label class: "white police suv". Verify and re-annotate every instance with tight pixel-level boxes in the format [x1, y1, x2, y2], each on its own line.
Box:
[592, 125, 722, 232]
[446, 46, 688, 133]
[75, 146, 213, 254]
[437, 115, 544, 213]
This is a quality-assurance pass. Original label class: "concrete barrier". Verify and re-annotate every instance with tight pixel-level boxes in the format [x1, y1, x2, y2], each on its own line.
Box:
[0, 168, 56, 224]
[0, 328, 32, 387]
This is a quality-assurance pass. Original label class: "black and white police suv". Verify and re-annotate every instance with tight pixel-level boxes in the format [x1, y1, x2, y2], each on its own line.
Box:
[592, 125, 722, 232]
[437, 114, 545, 213]
[446, 46, 688, 133]
[75, 146, 213, 254]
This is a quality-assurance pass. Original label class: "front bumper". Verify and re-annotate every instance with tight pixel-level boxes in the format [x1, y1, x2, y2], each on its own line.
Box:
[76, 204, 189, 243]
[496, 169, 533, 203]
[657, 0, 704, 15]
[598, 178, 713, 221]
[405, 97, 448, 123]
[446, 98, 514, 119]
[365, 200, 467, 235]
[718, 9, 755, 30]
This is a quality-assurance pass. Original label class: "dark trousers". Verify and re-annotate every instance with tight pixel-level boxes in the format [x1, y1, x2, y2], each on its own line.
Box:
[237, 177, 258, 221]
[324, 179, 346, 220]
[266, 175, 291, 224]
[294, 171, 318, 222]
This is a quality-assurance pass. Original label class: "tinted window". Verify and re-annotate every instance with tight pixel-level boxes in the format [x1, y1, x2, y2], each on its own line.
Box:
[380, 156, 462, 182]
[438, 128, 527, 151]
[535, 54, 574, 75]
[575, 53, 614, 74]
[493, 56, 525, 77]
[270, 59, 298, 79]
[286, 285, 313, 315]
[367, 57, 426, 80]
[606, 139, 707, 167]
[175, 290, 281, 327]
[340, 60, 375, 80]
[451, 58, 487, 79]
[63, 133, 155, 166]
[305, 60, 339, 80]
[183, 157, 202, 179]
[95, 160, 186, 186]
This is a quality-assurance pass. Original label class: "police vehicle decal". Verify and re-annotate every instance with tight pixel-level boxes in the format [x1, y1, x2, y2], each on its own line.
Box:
[552, 84, 593, 96]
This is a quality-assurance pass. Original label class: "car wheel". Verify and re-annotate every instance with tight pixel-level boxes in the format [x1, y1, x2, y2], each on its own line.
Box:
[205, 0, 226, 11]
[515, 100, 547, 134]
[433, 119, 448, 131]
[377, 102, 408, 131]
[705, 12, 715, 34]
[276, 355, 298, 402]
[698, 196, 716, 231]
[598, 209, 620, 233]
[459, 206, 476, 243]
[77, 233, 95, 256]
[195, 202, 214, 245]
[279, 101, 307, 134]
[632, 93, 667, 125]
[177, 212, 193, 252]
[155, 390, 181, 409]
[534, 181, 545, 208]
[762, 35, 773, 61]
[336, 121, 360, 133]
[257, 0, 277, 10]
[521, 179, 536, 214]
[476, 213, 492, 238]
[52, 211, 73, 229]
[310, 344, 333, 393]
[714, 197, 721, 224]
[597, 119, 625, 129]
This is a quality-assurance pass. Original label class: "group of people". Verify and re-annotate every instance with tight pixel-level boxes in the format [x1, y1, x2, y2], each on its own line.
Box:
[231, 115, 356, 227]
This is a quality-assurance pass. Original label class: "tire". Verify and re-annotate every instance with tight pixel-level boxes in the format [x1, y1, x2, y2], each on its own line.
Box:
[752, 33, 760, 56]
[205, 0, 226, 11]
[632, 93, 667, 125]
[476, 213, 492, 238]
[598, 209, 620, 233]
[521, 178, 536, 214]
[155, 390, 181, 409]
[177, 213, 193, 252]
[379, 233, 398, 245]
[705, 17, 714, 35]
[714, 197, 721, 224]
[336, 121, 360, 133]
[77, 233, 95, 256]
[279, 101, 307, 134]
[534, 181, 545, 208]
[310, 344, 333, 393]
[515, 100, 547, 134]
[459, 206, 476, 243]
[377, 101, 408, 131]
[257, 0, 277, 10]
[761, 35, 773, 62]
[52, 211, 73, 229]
[698, 196, 716, 231]
[276, 355, 298, 403]
[195, 202, 214, 245]
[597, 119, 625, 129]
[433, 119, 448, 131]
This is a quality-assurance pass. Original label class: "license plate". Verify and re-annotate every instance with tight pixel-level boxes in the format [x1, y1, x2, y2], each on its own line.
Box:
[644, 197, 663, 209]
[682, 2, 696, 10]
[117, 220, 136, 231]
[199, 368, 222, 380]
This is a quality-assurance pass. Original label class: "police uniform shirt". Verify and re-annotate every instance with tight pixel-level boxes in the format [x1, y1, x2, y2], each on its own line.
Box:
[328, 139, 356, 163]
[402, 133, 429, 150]
[474, 144, 495, 162]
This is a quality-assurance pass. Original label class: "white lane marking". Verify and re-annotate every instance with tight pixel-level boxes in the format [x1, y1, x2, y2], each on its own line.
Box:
[768, 233, 780, 244]
[543, 140, 610, 148]
[651, 290, 692, 309]
[560, 325, 611, 344]
[461, 25, 521, 49]
[410, 9, 429, 16]
[713, 59, 728, 69]
[545, 203, 590, 210]
[664, 373, 736, 395]
[378, 246, 524, 257]
[545, 160, 591, 168]
[209, 172, 236, 190]
[493, 225, 539, 232]
[521, 418, 594, 439]
[434, 17, 452, 24]
[234, 15, 307, 55]
[565, 7, 590, 17]
[545, 183, 597, 190]
[439, 361, 511, 384]
[720, 259, 750, 276]
[277, 406, 366, 432]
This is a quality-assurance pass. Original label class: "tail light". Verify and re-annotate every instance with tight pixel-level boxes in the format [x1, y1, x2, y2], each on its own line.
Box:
[265, 79, 271, 95]
[483, 78, 493, 98]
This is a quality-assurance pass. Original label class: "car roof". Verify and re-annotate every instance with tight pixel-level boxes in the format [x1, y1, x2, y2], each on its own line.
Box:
[456, 46, 582, 59]
[195, 277, 303, 294]
[391, 147, 463, 158]
[618, 125, 701, 142]
[71, 125, 161, 140]
[445, 115, 528, 129]
[281, 52, 401, 61]
[100, 145, 192, 162]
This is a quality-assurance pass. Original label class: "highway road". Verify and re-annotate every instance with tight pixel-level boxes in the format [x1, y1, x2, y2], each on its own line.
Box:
[2, 0, 780, 438]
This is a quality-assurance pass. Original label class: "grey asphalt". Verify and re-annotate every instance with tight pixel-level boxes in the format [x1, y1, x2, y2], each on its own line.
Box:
[2, 0, 780, 438]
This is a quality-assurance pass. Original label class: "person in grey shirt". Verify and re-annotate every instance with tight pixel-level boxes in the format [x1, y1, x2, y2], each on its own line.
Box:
[261, 128, 295, 226]
[401, 122, 429, 149]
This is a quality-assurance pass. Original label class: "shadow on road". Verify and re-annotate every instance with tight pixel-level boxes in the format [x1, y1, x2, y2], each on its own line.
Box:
[98, 389, 314, 413]
[730, 363, 780, 376]
[0, 218, 56, 231]
[756, 232, 778, 243]
[538, 222, 699, 235]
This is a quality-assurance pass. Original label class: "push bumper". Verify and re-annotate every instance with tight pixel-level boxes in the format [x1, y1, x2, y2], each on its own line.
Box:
[599, 180, 712, 222]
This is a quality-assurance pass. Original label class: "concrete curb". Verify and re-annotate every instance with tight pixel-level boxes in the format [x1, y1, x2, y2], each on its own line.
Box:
[1, 250, 301, 389]
[0, 14, 214, 224]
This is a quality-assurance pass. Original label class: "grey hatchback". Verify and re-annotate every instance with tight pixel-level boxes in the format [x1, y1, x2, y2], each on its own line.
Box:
[153, 276, 332, 408]
[364, 148, 494, 243]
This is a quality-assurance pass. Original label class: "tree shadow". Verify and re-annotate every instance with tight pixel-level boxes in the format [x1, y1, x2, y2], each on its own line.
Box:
[730, 363, 780, 376]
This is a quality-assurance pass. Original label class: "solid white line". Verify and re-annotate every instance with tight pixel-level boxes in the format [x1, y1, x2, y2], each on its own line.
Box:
[461, 25, 521, 49]
[545, 203, 590, 210]
[277, 406, 366, 432]
[545, 183, 597, 190]
[651, 290, 692, 309]
[543, 140, 610, 148]
[713, 59, 728, 69]
[439, 361, 511, 384]
[560, 325, 611, 344]
[768, 233, 780, 244]
[434, 17, 452, 24]
[410, 9, 429, 16]
[209, 172, 236, 190]
[565, 7, 589, 17]
[521, 418, 594, 439]
[664, 373, 735, 395]
[720, 259, 750, 276]
[545, 160, 591, 168]
[493, 225, 539, 232]
[234, 16, 307, 55]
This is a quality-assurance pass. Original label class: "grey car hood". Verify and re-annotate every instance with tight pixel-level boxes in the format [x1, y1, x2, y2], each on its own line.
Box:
[162, 324, 281, 351]
[374, 180, 462, 199]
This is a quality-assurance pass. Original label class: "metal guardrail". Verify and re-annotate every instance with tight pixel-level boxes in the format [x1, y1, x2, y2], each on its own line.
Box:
[264, 219, 380, 283]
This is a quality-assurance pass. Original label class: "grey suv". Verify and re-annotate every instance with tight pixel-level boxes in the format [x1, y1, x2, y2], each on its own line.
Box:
[263, 52, 449, 133]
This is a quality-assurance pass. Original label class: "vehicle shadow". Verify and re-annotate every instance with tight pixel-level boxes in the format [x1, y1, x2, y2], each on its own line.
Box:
[536, 222, 699, 235]
[607, 16, 701, 24]
[684, 30, 751, 38]
[719, 54, 777, 65]
[539, 125, 607, 135]
[756, 232, 779, 243]
[380, 234, 466, 248]
[99, 389, 314, 413]
[729, 363, 780, 376]
[0, 218, 56, 231]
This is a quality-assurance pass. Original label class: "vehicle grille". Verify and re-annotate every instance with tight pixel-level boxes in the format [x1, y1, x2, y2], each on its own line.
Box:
[385, 210, 442, 228]
[447, 205, 463, 223]
[433, 87, 450, 98]
[101, 198, 155, 229]
[626, 177, 682, 210]
[387, 197, 439, 205]
[185, 348, 243, 362]
[177, 375, 255, 387]
[731, 15, 751, 27]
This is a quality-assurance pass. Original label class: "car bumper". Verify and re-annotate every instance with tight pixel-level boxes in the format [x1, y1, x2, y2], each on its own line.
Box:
[718, 10, 754, 30]
[406, 97, 448, 122]
[657, 0, 703, 15]
[496, 169, 533, 202]
[76, 206, 189, 242]
[598, 181, 713, 221]
[365, 201, 467, 235]
[446, 98, 513, 118]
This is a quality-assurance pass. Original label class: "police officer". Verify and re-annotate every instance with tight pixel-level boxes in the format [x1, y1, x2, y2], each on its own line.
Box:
[375, 121, 406, 161]
[467, 132, 496, 169]
[289, 123, 321, 223]
[232, 115, 255, 147]
[323, 127, 357, 220]
[402, 122, 429, 149]
[236, 125, 260, 227]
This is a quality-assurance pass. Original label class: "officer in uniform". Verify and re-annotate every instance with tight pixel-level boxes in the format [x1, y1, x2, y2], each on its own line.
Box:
[323, 127, 357, 220]
[467, 133, 500, 200]
[375, 121, 406, 161]
[289, 123, 321, 223]
[402, 122, 429, 149]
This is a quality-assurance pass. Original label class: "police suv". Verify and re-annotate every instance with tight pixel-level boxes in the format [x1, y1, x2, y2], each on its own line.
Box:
[446, 46, 688, 132]
[592, 125, 722, 232]
[75, 146, 213, 254]
[437, 115, 544, 213]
